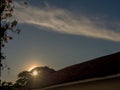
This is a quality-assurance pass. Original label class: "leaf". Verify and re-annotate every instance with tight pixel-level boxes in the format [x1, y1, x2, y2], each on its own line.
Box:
[8, 13, 12, 17]
[24, 1, 27, 5]
[7, 0, 12, 3]
[10, 8, 13, 12]
[16, 29, 21, 34]
[11, 20, 17, 27]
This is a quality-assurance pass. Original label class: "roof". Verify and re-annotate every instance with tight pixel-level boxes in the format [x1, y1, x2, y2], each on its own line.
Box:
[35, 74, 120, 90]
[33, 52, 120, 88]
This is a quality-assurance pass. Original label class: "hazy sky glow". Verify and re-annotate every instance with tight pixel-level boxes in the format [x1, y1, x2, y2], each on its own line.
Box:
[1, 0, 120, 82]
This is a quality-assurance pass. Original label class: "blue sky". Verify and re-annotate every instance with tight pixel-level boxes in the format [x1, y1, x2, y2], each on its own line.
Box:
[1, 0, 120, 82]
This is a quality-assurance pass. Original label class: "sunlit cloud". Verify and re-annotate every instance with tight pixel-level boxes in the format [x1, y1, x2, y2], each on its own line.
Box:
[14, 2, 120, 42]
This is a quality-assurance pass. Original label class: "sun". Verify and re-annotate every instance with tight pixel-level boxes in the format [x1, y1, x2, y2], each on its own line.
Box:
[32, 70, 38, 76]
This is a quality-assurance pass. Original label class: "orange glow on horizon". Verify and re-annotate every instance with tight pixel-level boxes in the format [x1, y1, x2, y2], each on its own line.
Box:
[28, 65, 37, 71]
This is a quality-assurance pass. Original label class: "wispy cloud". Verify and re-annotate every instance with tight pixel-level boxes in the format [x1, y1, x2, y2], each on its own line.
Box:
[14, 2, 120, 42]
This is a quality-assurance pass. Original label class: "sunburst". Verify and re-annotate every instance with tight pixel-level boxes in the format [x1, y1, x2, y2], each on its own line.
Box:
[32, 70, 38, 76]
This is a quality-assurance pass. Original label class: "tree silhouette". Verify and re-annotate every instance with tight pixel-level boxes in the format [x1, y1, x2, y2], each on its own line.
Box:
[0, 0, 21, 79]
[0, 0, 28, 80]
[15, 66, 56, 89]
[30, 66, 56, 76]
[16, 71, 31, 86]
[0, 81, 16, 90]
[18, 71, 31, 78]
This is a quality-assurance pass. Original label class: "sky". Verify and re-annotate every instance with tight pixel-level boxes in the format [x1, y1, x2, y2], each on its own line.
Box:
[1, 0, 120, 82]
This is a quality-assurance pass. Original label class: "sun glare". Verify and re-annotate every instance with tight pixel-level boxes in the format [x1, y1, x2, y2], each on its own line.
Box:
[28, 66, 37, 71]
[32, 70, 38, 76]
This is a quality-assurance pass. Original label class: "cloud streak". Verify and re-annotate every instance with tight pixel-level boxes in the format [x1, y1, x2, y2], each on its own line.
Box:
[14, 3, 120, 42]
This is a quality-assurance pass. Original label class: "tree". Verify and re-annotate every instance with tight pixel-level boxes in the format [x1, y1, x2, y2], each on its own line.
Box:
[0, 0, 28, 79]
[16, 71, 31, 86]
[15, 66, 56, 89]
[30, 66, 56, 76]
[0, 0, 21, 78]
[0, 81, 16, 90]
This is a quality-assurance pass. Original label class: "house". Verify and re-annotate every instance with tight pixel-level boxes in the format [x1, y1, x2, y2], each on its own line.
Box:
[32, 52, 120, 90]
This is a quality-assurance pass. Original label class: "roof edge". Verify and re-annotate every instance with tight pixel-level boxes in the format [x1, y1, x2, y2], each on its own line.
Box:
[37, 73, 120, 90]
